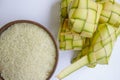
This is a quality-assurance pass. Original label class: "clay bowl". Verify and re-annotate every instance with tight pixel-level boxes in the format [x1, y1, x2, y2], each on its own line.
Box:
[0, 20, 58, 80]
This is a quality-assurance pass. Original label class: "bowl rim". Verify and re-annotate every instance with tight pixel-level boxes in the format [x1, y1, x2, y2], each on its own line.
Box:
[0, 20, 58, 80]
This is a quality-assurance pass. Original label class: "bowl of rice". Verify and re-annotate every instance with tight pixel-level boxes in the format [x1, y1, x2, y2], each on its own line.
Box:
[0, 20, 58, 80]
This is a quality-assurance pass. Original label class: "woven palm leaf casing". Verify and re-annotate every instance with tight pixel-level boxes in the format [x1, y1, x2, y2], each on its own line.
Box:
[72, 38, 90, 63]
[100, 2, 120, 27]
[59, 19, 86, 50]
[69, 0, 103, 38]
[116, 26, 120, 36]
[61, 0, 73, 19]
[95, 0, 115, 3]
[72, 23, 118, 66]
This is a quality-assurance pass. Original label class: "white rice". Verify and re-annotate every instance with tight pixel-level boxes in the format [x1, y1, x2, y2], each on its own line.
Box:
[0, 23, 56, 80]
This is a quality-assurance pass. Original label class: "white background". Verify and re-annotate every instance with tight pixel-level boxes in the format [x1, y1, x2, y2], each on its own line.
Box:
[0, 0, 120, 80]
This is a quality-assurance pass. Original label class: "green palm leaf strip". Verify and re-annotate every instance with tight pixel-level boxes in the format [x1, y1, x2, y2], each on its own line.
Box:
[95, 0, 115, 3]
[61, 0, 73, 22]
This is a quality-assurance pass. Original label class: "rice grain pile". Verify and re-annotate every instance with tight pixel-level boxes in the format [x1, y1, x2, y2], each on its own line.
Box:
[0, 23, 56, 80]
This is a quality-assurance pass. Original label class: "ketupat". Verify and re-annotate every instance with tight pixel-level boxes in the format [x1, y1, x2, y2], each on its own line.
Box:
[57, 23, 120, 79]
[59, 19, 86, 50]
[69, 0, 103, 37]
[73, 23, 119, 66]
[99, 2, 120, 27]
